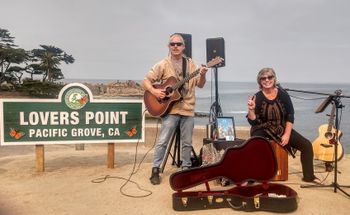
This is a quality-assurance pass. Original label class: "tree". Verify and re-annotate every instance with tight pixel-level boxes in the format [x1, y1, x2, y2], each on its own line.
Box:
[1, 28, 75, 85]
[0, 28, 15, 46]
[0, 28, 28, 84]
[30, 45, 74, 82]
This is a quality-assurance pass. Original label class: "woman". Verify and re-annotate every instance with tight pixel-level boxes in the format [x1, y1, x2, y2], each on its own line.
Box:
[247, 67, 319, 183]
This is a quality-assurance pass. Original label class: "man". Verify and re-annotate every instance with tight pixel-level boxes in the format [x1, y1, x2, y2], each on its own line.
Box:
[143, 33, 208, 185]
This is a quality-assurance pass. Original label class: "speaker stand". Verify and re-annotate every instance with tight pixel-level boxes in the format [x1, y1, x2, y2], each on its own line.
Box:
[209, 67, 222, 129]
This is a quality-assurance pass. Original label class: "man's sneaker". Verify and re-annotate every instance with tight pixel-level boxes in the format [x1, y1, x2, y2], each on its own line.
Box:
[150, 167, 160, 185]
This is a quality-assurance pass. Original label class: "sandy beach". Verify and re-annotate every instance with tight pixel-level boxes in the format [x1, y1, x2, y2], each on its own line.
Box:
[1, 124, 350, 215]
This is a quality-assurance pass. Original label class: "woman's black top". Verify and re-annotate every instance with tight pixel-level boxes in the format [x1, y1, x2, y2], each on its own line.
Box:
[248, 88, 294, 141]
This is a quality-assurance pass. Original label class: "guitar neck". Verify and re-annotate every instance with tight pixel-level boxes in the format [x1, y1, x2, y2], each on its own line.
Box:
[327, 104, 336, 132]
[172, 68, 200, 91]
[170, 57, 223, 91]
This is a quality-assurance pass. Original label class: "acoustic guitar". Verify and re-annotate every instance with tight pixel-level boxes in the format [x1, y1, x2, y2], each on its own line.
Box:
[312, 103, 344, 162]
[144, 57, 224, 117]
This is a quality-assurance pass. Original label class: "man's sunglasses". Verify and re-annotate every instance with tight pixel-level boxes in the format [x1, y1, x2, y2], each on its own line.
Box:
[260, 75, 274, 81]
[169, 42, 183, 47]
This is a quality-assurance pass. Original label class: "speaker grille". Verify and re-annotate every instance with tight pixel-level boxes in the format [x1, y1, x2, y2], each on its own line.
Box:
[206, 37, 225, 67]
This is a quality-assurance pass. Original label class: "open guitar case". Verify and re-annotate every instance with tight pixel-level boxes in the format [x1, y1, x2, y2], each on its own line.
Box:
[169, 136, 298, 212]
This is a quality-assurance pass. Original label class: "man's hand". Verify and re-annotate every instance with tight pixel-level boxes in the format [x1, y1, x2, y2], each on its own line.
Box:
[199, 65, 208, 76]
[151, 88, 166, 99]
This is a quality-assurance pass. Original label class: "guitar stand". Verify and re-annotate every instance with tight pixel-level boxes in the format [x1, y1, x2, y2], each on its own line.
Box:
[284, 89, 350, 197]
[160, 124, 199, 173]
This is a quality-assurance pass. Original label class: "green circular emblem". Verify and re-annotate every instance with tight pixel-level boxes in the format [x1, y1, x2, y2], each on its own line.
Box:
[64, 87, 89, 110]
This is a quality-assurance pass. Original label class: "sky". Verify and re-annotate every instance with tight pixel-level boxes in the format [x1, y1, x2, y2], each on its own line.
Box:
[1, 0, 350, 83]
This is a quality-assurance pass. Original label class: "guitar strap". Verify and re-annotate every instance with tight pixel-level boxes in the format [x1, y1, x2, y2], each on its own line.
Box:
[179, 56, 188, 97]
[182, 56, 187, 78]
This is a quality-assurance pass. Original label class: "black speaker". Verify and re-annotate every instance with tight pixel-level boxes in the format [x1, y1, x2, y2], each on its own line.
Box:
[206, 37, 225, 67]
[176, 33, 192, 58]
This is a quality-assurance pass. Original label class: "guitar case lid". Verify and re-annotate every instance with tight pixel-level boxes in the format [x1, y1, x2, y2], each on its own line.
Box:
[170, 136, 277, 191]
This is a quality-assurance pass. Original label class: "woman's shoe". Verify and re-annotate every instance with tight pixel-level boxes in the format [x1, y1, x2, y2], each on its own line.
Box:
[302, 176, 322, 185]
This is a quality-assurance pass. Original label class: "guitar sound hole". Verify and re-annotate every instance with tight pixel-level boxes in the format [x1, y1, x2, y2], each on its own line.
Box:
[325, 132, 333, 139]
[165, 87, 173, 95]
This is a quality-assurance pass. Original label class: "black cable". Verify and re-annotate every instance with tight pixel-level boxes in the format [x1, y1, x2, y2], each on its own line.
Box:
[91, 175, 152, 195]
[287, 90, 344, 131]
[91, 110, 161, 198]
[119, 116, 160, 198]
[289, 95, 330, 101]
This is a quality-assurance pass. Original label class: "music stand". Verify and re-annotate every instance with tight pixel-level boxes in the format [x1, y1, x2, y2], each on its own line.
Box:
[284, 88, 350, 197]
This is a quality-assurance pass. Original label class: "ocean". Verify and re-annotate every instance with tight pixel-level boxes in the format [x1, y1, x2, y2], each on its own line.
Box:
[64, 79, 350, 154]
[195, 81, 350, 154]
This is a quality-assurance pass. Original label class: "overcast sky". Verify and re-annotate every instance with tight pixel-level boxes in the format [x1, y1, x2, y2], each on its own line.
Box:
[2, 0, 350, 83]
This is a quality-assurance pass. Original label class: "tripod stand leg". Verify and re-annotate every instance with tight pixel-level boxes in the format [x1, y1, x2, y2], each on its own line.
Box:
[301, 182, 350, 198]
[159, 125, 182, 172]
[159, 130, 177, 173]
[336, 185, 350, 198]
[172, 128, 181, 167]
[159, 124, 200, 172]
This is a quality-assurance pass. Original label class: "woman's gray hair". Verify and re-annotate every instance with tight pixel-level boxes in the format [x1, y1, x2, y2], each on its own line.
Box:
[257, 67, 277, 89]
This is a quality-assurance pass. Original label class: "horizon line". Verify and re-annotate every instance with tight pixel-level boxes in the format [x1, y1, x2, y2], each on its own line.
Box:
[62, 78, 350, 85]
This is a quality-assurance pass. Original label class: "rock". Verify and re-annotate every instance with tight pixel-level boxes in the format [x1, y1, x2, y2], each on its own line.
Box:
[83, 81, 144, 97]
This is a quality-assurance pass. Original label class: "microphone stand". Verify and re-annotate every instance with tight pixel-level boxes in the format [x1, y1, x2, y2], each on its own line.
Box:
[284, 87, 350, 197]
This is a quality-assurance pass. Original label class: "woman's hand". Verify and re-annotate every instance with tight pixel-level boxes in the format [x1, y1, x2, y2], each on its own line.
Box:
[247, 95, 256, 120]
[280, 133, 290, 146]
[280, 122, 293, 146]
[247, 95, 256, 111]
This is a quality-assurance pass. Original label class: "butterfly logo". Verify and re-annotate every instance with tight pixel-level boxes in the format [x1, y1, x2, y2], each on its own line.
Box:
[9, 128, 25, 140]
[79, 96, 88, 105]
[125, 126, 137, 137]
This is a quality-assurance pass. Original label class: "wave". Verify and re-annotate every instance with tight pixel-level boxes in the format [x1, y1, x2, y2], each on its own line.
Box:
[227, 110, 248, 114]
[196, 110, 247, 115]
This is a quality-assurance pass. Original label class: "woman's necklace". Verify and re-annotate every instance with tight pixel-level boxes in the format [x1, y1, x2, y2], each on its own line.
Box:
[263, 88, 278, 100]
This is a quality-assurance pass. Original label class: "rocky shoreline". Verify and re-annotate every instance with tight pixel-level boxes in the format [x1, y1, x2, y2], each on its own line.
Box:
[0, 80, 144, 98]
[78, 80, 145, 97]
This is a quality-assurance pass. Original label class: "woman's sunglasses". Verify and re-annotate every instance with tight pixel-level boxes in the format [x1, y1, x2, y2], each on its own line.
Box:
[260, 75, 274, 81]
